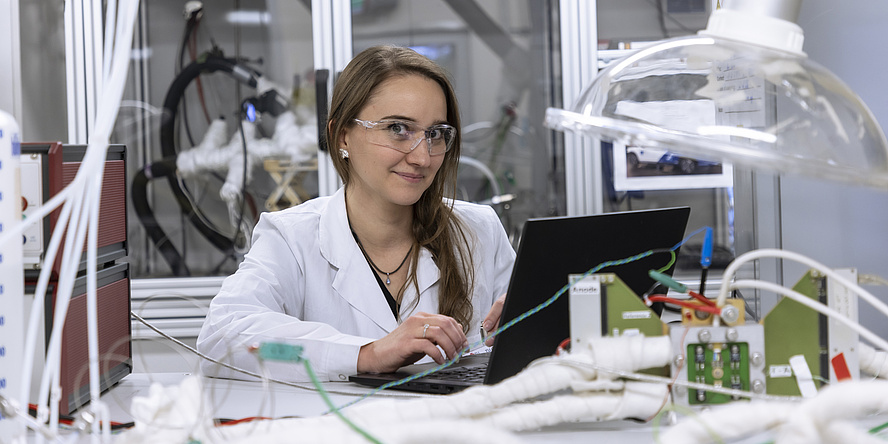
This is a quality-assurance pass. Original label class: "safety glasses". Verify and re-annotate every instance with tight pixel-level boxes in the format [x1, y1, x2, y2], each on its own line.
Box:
[353, 118, 456, 156]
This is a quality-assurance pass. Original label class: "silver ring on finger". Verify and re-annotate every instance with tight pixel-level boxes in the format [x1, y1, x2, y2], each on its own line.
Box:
[422, 323, 430, 339]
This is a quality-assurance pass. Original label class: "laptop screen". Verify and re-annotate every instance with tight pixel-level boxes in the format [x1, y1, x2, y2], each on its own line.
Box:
[484, 206, 690, 384]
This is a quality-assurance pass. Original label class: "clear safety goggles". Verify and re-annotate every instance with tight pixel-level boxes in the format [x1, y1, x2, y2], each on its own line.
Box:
[353, 118, 456, 156]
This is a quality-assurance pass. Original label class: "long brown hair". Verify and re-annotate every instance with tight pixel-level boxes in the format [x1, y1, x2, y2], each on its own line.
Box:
[327, 45, 474, 331]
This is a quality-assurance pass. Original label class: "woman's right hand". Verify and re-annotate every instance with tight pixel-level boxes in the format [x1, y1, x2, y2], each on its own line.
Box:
[357, 312, 468, 374]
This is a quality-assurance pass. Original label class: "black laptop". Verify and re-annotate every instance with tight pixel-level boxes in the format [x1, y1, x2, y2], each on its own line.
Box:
[349, 206, 691, 394]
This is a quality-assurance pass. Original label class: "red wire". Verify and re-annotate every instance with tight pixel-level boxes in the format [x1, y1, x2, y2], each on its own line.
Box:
[648, 295, 721, 314]
[687, 289, 717, 307]
[555, 337, 571, 355]
[217, 416, 274, 426]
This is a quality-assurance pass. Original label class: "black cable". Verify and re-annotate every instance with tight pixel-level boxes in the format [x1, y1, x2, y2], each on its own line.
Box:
[161, 56, 251, 251]
[131, 158, 190, 276]
[655, 0, 670, 38]
[130, 54, 259, 274]
[177, 14, 199, 147]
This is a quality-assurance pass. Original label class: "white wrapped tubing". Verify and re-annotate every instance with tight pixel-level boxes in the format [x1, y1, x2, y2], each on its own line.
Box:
[860, 344, 888, 379]
[659, 401, 795, 444]
[573, 333, 673, 377]
[176, 110, 317, 183]
[119, 335, 673, 443]
[716, 249, 888, 329]
[660, 380, 888, 444]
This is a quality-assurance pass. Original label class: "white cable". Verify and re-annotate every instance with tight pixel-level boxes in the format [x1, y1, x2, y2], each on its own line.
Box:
[18, 2, 141, 442]
[659, 401, 794, 444]
[859, 343, 888, 379]
[859, 273, 888, 287]
[458, 155, 502, 199]
[86, 167, 107, 443]
[102, 0, 116, 82]
[531, 355, 802, 403]
[731, 279, 888, 353]
[18, 187, 76, 423]
[129, 312, 420, 399]
[41, 177, 92, 436]
[717, 249, 888, 324]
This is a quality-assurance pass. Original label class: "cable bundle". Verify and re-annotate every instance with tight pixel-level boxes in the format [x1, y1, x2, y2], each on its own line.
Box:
[0, 1, 141, 442]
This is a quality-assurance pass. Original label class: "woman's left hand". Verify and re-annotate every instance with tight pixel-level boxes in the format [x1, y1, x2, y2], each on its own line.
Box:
[481, 293, 506, 346]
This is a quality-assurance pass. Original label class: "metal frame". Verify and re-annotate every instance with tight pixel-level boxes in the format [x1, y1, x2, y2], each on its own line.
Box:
[312, 0, 353, 197]
[559, 0, 601, 216]
[64, 0, 105, 144]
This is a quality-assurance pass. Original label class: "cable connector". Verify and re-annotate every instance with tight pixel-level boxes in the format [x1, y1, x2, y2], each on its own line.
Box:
[700, 227, 713, 269]
[649, 270, 688, 294]
[183, 1, 204, 21]
[71, 410, 96, 434]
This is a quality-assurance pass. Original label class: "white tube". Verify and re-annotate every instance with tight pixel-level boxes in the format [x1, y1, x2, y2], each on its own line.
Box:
[458, 156, 502, 199]
[731, 280, 888, 352]
[102, 0, 116, 82]
[45, 186, 93, 435]
[36, 184, 86, 435]
[18, 188, 76, 424]
[859, 344, 888, 379]
[717, 249, 888, 326]
[659, 401, 793, 444]
[86, 170, 105, 443]
[777, 381, 888, 444]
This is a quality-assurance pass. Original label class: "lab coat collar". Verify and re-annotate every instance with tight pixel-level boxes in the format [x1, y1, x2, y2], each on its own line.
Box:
[320, 188, 440, 332]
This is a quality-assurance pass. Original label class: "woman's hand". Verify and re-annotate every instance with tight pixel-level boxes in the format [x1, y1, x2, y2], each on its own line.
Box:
[481, 293, 507, 346]
[357, 312, 468, 374]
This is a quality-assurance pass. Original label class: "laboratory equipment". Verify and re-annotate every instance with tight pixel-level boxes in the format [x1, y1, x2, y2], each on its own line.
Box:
[0, 108, 24, 442]
[18, 142, 132, 415]
[545, 0, 888, 188]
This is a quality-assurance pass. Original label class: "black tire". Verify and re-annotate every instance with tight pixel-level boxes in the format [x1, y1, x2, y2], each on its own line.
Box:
[628, 153, 639, 168]
[679, 158, 697, 174]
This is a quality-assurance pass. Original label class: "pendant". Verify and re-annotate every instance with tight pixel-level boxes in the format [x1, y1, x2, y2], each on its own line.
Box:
[385, 274, 391, 285]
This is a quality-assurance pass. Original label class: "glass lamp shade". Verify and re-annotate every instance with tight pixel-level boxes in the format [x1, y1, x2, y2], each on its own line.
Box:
[545, 35, 888, 188]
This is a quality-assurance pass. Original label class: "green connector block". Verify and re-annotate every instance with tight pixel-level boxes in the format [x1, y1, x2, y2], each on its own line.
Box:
[687, 342, 750, 405]
[258, 342, 304, 363]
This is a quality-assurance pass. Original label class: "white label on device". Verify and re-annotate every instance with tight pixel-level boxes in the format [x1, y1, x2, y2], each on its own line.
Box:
[769, 365, 793, 378]
[622, 310, 651, 320]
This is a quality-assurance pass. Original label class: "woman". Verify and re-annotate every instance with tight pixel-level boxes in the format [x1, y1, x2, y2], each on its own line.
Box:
[197, 45, 516, 382]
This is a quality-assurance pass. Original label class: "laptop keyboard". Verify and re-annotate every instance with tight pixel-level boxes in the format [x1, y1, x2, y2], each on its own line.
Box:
[432, 363, 488, 383]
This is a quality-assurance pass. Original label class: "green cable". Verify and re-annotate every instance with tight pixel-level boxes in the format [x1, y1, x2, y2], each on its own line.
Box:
[656, 250, 677, 274]
[303, 359, 386, 444]
[869, 420, 888, 435]
[334, 229, 707, 411]
[332, 249, 669, 412]
[254, 343, 385, 444]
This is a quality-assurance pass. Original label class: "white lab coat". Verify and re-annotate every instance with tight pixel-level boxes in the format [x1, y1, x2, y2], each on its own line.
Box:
[197, 187, 516, 382]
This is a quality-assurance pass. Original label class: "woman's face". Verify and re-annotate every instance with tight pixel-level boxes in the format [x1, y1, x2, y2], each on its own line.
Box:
[341, 74, 448, 209]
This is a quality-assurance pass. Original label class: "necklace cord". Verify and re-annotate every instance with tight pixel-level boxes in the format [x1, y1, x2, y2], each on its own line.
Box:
[353, 232, 413, 285]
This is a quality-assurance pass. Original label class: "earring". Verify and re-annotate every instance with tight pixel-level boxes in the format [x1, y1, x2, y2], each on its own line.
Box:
[339, 149, 349, 159]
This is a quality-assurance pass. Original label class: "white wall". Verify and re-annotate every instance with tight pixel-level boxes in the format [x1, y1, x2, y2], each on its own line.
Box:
[781, 1, 888, 339]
